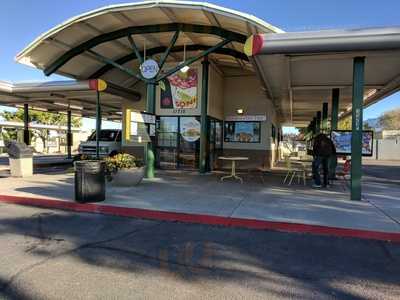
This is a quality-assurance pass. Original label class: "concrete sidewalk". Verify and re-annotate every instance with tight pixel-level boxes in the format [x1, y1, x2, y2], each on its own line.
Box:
[0, 169, 399, 238]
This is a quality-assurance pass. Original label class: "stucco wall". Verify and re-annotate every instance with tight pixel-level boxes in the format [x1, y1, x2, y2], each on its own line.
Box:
[207, 64, 224, 120]
[222, 75, 276, 151]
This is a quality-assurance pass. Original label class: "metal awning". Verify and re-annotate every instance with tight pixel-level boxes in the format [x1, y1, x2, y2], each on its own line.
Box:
[0, 79, 140, 120]
[244, 27, 400, 126]
[15, 0, 283, 86]
[0, 120, 82, 132]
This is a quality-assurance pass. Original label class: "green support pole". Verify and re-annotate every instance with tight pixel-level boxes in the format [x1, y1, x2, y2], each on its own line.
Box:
[351, 57, 365, 201]
[316, 111, 321, 134]
[311, 118, 316, 135]
[146, 82, 156, 178]
[322, 102, 328, 133]
[96, 91, 102, 160]
[331, 88, 340, 130]
[67, 110, 72, 159]
[23, 103, 30, 145]
[199, 56, 210, 173]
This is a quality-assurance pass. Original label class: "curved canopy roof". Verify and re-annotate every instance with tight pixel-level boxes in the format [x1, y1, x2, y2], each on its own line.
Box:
[16, 1, 283, 87]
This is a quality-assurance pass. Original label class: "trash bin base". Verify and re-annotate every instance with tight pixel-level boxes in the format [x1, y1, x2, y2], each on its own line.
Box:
[9, 158, 33, 177]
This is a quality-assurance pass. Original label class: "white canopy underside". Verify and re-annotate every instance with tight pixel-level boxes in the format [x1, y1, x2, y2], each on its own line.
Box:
[252, 27, 400, 126]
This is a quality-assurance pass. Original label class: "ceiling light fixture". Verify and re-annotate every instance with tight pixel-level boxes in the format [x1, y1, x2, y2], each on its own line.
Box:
[180, 43, 190, 73]
[236, 108, 244, 115]
[54, 102, 83, 110]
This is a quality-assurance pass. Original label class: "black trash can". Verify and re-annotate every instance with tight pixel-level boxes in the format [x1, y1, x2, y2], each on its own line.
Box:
[74, 160, 106, 203]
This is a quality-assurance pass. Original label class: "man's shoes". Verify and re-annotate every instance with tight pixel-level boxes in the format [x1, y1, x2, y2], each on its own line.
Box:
[312, 184, 322, 188]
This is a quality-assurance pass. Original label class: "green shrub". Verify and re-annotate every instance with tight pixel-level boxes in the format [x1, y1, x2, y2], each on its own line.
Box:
[105, 153, 137, 174]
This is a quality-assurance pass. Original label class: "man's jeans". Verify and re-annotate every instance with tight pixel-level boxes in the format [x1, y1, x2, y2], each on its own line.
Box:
[312, 156, 329, 186]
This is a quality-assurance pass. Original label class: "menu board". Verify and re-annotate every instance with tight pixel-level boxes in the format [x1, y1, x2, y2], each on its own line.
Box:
[224, 121, 261, 143]
[331, 130, 373, 156]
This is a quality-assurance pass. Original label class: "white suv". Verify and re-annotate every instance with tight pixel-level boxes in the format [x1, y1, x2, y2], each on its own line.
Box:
[78, 129, 121, 158]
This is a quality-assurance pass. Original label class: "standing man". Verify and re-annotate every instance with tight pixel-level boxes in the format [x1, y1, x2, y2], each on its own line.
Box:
[312, 133, 335, 188]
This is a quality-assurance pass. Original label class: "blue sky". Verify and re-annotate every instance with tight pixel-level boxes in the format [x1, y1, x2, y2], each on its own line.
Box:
[1, 0, 399, 130]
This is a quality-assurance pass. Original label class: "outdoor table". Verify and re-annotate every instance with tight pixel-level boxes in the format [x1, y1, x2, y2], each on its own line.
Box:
[218, 156, 249, 183]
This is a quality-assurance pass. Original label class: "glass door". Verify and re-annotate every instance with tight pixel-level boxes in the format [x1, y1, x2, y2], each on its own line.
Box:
[156, 117, 178, 169]
[178, 116, 200, 169]
[208, 118, 223, 171]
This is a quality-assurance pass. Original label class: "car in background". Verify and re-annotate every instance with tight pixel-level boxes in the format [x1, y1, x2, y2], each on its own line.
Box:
[78, 129, 121, 158]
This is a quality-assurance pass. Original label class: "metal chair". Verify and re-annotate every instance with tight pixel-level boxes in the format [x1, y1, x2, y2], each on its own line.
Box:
[283, 157, 306, 186]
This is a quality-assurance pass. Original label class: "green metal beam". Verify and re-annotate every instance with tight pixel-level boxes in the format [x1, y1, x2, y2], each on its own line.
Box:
[158, 30, 180, 72]
[145, 82, 156, 179]
[157, 39, 232, 82]
[44, 23, 247, 76]
[199, 56, 210, 174]
[350, 57, 365, 201]
[311, 118, 316, 135]
[67, 110, 72, 159]
[89, 44, 248, 79]
[322, 102, 328, 132]
[316, 111, 321, 134]
[127, 35, 144, 65]
[95, 91, 101, 160]
[87, 49, 143, 81]
[331, 88, 340, 130]
[23, 103, 30, 145]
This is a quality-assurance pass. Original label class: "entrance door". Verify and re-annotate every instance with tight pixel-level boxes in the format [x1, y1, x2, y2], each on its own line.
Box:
[156, 116, 200, 170]
[178, 116, 200, 169]
[208, 118, 223, 171]
[156, 117, 178, 169]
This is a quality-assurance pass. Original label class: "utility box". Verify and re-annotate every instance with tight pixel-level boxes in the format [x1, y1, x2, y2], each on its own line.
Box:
[7, 141, 33, 177]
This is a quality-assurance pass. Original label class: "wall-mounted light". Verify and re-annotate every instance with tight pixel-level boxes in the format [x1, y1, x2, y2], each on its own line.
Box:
[236, 108, 244, 115]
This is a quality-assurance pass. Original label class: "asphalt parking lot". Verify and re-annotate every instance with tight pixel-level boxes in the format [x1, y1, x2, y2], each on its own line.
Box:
[0, 203, 399, 300]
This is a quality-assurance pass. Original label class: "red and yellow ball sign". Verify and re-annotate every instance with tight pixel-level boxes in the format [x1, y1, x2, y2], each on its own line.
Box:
[244, 34, 264, 57]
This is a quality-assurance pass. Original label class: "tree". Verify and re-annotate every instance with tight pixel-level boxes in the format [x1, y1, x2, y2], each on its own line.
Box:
[0, 109, 81, 152]
[378, 108, 400, 130]
[338, 117, 352, 130]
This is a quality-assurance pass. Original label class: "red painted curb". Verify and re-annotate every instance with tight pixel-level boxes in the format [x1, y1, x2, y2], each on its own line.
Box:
[1, 194, 399, 243]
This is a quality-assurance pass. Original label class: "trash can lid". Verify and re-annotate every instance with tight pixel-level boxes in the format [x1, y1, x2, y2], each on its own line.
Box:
[6, 141, 33, 159]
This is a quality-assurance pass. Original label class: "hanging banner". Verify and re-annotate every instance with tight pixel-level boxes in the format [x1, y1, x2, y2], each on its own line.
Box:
[180, 117, 201, 142]
[160, 69, 198, 109]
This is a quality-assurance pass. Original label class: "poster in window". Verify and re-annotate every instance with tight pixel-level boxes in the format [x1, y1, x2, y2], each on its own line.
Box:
[224, 122, 261, 143]
[180, 117, 201, 142]
[331, 130, 373, 156]
[160, 69, 198, 109]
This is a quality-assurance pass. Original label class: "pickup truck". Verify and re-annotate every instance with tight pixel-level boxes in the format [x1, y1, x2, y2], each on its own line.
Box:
[78, 129, 121, 158]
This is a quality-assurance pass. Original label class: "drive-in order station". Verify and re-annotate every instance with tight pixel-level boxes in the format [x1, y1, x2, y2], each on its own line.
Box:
[2, 1, 400, 200]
